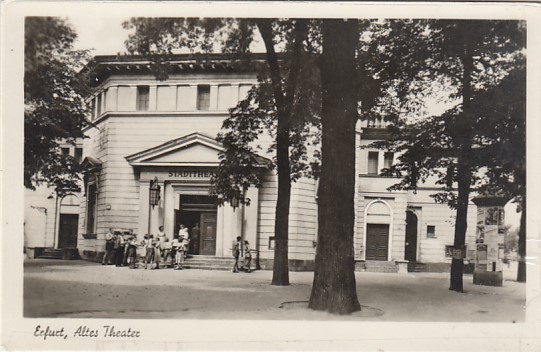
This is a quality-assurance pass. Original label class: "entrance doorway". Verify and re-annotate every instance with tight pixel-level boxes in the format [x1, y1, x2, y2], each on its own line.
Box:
[405, 211, 418, 262]
[174, 195, 217, 256]
[58, 214, 79, 249]
[365, 224, 389, 261]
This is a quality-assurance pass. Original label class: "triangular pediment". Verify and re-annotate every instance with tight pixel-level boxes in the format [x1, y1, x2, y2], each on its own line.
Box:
[125, 133, 223, 167]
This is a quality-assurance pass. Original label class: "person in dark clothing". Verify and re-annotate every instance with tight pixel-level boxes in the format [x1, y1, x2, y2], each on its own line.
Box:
[102, 228, 115, 265]
[127, 236, 139, 269]
[232, 236, 242, 273]
[114, 233, 125, 267]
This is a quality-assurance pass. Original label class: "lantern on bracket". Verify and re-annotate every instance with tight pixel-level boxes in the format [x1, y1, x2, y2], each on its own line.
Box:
[149, 177, 161, 209]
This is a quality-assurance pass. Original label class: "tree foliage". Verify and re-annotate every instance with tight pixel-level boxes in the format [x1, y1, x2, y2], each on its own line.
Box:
[371, 20, 525, 291]
[376, 21, 525, 208]
[24, 17, 91, 191]
[123, 18, 321, 286]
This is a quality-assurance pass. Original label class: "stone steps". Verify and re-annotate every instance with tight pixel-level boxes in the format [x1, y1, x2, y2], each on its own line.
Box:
[37, 248, 64, 260]
[174, 256, 236, 271]
[364, 260, 399, 273]
[408, 262, 426, 272]
[186, 256, 235, 271]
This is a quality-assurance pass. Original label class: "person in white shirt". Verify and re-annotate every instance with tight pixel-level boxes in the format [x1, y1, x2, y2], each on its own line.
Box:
[175, 224, 189, 269]
[178, 224, 189, 240]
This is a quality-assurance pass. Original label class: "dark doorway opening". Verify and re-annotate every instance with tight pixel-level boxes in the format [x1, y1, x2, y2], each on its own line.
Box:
[174, 195, 217, 256]
[366, 224, 389, 261]
[405, 211, 418, 262]
[58, 214, 79, 249]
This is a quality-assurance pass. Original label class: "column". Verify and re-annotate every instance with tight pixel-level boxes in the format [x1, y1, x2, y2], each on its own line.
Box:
[215, 205, 225, 256]
[188, 85, 198, 110]
[231, 84, 240, 107]
[149, 85, 157, 111]
[164, 183, 176, 241]
[220, 203, 239, 257]
[378, 151, 385, 174]
[138, 181, 149, 238]
[210, 84, 219, 110]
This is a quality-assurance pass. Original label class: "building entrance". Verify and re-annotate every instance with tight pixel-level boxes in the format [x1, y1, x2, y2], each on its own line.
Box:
[405, 211, 418, 262]
[174, 195, 217, 256]
[58, 214, 79, 249]
[365, 224, 389, 261]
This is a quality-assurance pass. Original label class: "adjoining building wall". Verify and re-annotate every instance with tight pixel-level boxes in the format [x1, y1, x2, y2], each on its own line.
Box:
[357, 126, 478, 269]
[25, 142, 83, 257]
[24, 187, 57, 250]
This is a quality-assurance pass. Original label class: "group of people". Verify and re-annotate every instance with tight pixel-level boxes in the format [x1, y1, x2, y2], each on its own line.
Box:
[233, 236, 253, 273]
[102, 226, 254, 273]
[101, 224, 190, 270]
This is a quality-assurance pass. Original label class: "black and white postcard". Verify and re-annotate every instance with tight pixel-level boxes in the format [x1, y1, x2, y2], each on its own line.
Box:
[1, 1, 541, 350]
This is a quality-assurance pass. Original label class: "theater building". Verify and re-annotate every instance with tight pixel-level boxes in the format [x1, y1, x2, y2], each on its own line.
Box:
[25, 53, 480, 272]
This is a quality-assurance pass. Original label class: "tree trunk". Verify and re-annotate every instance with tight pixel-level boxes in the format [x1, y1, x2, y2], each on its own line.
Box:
[517, 195, 526, 282]
[308, 19, 361, 314]
[449, 34, 474, 293]
[257, 19, 291, 286]
[450, 164, 471, 292]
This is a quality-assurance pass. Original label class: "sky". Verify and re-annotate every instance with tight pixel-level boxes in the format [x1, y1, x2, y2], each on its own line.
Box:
[66, 15, 521, 230]
[69, 16, 131, 55]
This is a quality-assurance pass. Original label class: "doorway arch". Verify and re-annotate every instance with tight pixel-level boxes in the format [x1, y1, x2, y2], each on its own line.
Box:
[58, 194, 80, 249]
[363, 199, 392, 261]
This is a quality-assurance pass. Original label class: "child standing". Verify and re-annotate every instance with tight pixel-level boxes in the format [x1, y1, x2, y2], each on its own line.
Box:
[143, 234, 155, 270]
[175, 234, 188, 270]
[152, 235, 161, 269]
[162, 237, 173, 267]
[126, 236, 138, 269]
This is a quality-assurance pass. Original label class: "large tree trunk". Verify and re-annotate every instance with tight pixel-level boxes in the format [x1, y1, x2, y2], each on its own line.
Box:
[308, 19, 361, 314]
[450, 35, 474, 293]
[517, 195, 526, 282]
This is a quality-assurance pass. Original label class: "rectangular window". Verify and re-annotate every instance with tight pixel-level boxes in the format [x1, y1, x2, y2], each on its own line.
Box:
[367, 151, 379, 175]
[197, 85, 211, 111]
[427, 225, 436, 238]
[383, 152, 394, 170]
[268, 236, 275, 250]
[74, 147, 83, 163]
[61, 147, 70, 156]
[136, 86, 150, 111]
[86, 183, 97, 235]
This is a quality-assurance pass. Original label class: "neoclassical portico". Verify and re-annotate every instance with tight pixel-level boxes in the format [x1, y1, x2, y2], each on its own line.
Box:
[125, 132, 265, 257]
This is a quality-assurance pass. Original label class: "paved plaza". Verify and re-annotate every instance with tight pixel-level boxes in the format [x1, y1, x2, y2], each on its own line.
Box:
[23, 259, 526, 322]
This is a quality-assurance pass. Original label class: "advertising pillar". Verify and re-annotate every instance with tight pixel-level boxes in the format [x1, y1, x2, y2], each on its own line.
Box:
[472, 195, 509, 286]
